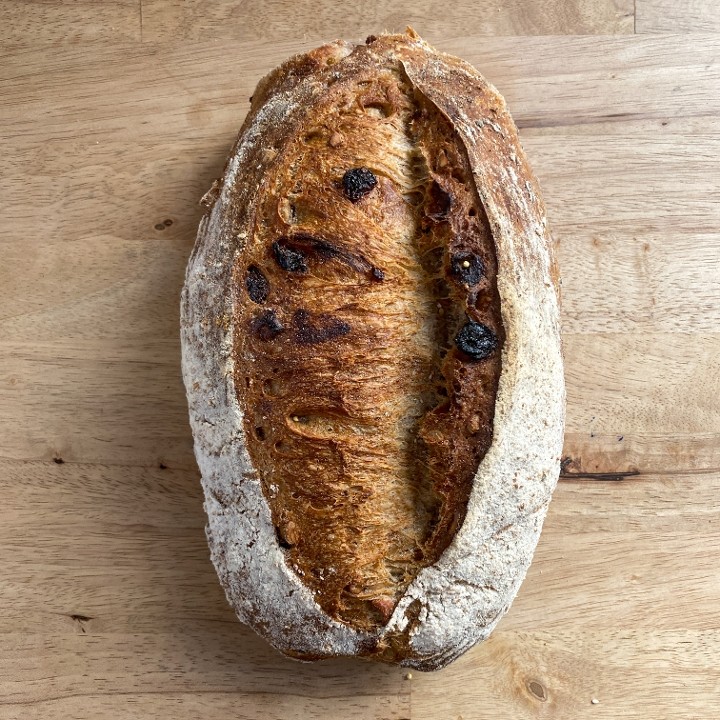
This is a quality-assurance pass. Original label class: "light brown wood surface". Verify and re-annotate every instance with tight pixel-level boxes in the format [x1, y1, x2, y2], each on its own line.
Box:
[636, 0, 720, 32]
[2, 3, 719, 718]
[139, 0, 634, 41]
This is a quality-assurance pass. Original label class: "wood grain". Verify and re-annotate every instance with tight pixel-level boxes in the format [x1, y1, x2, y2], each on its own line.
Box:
[17, 696, 408, 720]
[2, 29, 720, 720]
[140, 0, 634, 42]
[1, 333, 718, 473]
[636, 0, 720, 31]
[2, 463, 718, 718]
[0, 0, 141, 45]
[411, 628, 720, 719]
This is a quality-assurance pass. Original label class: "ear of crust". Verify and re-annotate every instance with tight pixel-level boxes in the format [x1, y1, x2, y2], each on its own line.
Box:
[180, 29, 564, 671]
[383, 39, 565, 670]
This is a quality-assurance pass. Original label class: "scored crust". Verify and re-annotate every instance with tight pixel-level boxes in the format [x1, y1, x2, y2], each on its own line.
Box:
[234, 49, 505, 632]
[180, 29, 565, 671]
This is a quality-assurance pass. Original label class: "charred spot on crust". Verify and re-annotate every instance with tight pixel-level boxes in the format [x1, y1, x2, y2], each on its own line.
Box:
[290, 233, 341, 261]
[246, 265, 270, 304]
[365, 34, 378, 45]
[251, 310, 284, 341]
[454, 321, 497, 361]
[342, 167, 378, 203]
[450, 253, 484, 286]
[272, 240, 307, 273]
[427, 182, 453, 221]
[280, 233, 379, 278]
[293, 309, 351, 345]
[371, 267, 385, 281]
[275, 525, 292, 550]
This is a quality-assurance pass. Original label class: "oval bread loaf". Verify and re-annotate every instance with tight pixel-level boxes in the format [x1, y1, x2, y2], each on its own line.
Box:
[181, 28, 565, 671]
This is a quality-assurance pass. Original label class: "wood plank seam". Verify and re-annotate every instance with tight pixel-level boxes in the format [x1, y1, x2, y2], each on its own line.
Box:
[6, 456, 720, 477]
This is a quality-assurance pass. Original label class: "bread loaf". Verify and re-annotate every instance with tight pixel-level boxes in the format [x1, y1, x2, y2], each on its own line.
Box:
[180, 29, 565, 671]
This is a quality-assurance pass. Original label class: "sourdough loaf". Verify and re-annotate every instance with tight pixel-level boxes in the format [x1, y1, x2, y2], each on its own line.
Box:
[180, 28, 565, 671]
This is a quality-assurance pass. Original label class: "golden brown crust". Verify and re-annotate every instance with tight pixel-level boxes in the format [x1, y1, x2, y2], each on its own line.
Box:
[232, 47, 503, 630]
[181, 28, 564, 670]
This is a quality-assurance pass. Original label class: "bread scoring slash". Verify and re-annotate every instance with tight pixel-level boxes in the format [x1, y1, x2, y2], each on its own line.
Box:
[180, 28, 565, 671]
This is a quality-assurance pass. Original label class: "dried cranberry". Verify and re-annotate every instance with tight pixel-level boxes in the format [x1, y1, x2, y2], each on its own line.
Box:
[293, 309, 350, 345]
[272, 240, 307, 273]
[341, 167, 378, 202]
[450, 253, 484, 286]
[245, 265, 270, 304]
[455, 321, 497, 360]
[251, 310, 284, 341]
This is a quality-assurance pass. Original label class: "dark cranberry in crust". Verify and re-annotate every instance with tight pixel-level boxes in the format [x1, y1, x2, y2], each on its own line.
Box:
[292, 309, 351, 345]
[341, 167, 378, 202]
[246, 265, 270, 304]
[251, 310, 284, 341]
[450, 253, 484, 286]
[454, 321, 498, 361]
[272, 240, 307, 273]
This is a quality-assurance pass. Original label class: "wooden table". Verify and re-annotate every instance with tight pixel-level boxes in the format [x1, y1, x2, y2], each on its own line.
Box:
[2, 2, 719, 718]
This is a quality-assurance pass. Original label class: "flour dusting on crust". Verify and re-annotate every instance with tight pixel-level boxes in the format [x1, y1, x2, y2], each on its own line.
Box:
[180, 29, 564, 671]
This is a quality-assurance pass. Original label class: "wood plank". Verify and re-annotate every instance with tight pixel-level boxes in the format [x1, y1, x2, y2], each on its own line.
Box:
[414, 470, 720, 716]
[5, 36, 717, 133]
[1, 462, 718, 715]
[513, 472, 720, 632]
[1, 332, 719, 473]
[0, 463, 411, 715]
[0, 0, 141, 46]
[1, 462, 717, 634]
[14, 694, 409, 720]
[636, 0, 720, 32]
[411, 629, 720, 719]
[0, 629, 412, 702]
[0, 635, 409, 716]
[527, 118, 720, 236]
[0, 342, 195, 467]
[140, 0, 634, 42]
[562, 333, 720, 475]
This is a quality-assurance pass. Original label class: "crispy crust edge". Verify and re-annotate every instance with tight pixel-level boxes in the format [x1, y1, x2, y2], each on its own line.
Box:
[180, 29, 565, 671]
